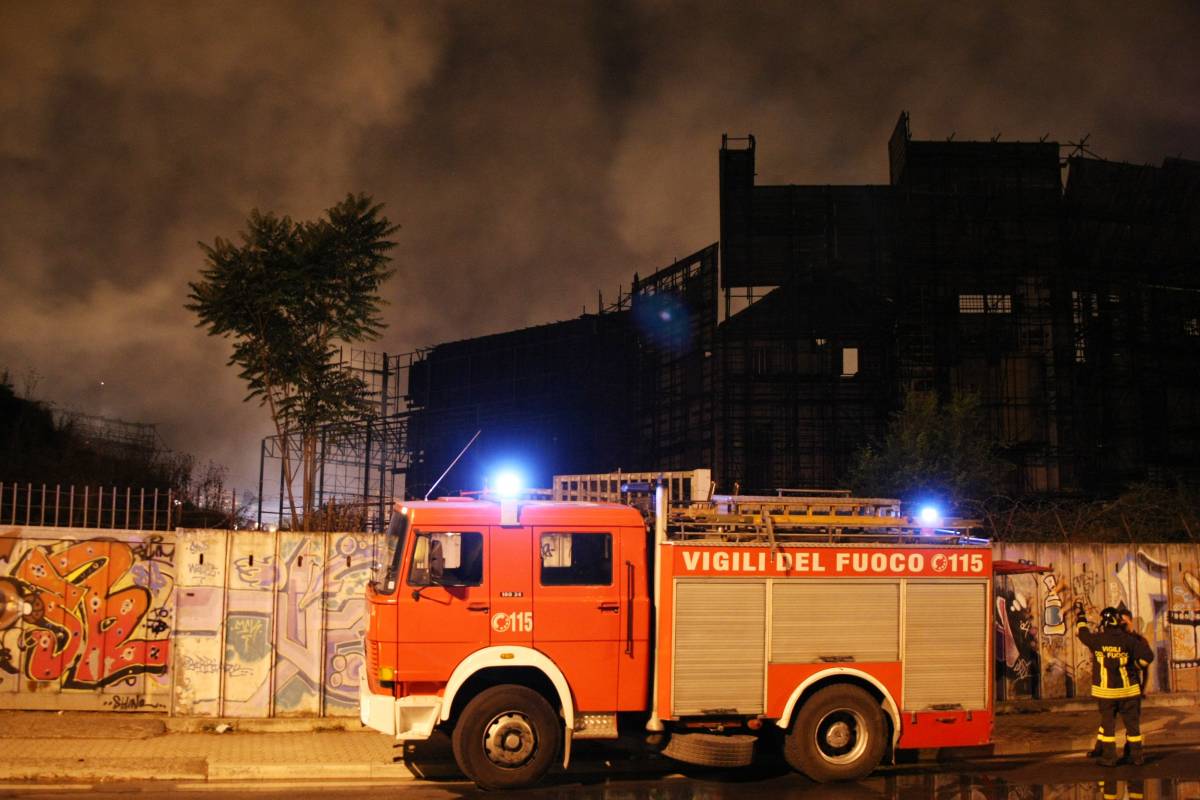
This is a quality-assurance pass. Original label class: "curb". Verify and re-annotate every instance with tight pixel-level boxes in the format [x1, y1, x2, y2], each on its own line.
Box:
[0, 757, 208, 782]
[162, 717, 365, 734]
[206, 762, 415, 781]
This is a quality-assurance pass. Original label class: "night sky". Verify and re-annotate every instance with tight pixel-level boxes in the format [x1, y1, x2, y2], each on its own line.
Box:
[2, 1, 1198, 498]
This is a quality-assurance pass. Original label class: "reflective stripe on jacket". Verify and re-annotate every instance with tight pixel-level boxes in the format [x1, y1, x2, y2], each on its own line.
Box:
[1076, 621, 1155, 699]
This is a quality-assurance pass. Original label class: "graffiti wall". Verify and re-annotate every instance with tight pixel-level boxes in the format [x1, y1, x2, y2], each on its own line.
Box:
[171, 528, 371, 717]
[3, 526, 1197, 713]
[994, 542, 1200, 700]
[0, 527, 174, 711]
[3, 526, 371, 717]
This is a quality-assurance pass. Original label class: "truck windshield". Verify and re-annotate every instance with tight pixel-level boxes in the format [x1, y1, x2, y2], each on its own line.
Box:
[372, 508, 409, 594]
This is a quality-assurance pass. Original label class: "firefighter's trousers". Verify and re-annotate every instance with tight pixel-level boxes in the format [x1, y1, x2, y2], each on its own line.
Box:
[1095, 696, 1143, 764]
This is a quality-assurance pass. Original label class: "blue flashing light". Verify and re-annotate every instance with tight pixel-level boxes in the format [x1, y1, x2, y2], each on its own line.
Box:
[918, 505, 942, 526]
[494, 470, 524, 498]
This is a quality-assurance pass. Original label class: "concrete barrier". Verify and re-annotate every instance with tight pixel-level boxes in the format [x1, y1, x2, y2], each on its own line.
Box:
[994, 541, 1200, 700]
[3, 526, 1198, 713]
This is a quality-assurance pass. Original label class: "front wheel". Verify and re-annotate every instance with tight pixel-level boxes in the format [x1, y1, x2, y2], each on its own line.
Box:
[451, 685, 561, 790]
[783, 684, 886, 782]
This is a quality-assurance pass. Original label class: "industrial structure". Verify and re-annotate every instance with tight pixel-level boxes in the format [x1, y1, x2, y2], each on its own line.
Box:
[261, 113, 1200, 517]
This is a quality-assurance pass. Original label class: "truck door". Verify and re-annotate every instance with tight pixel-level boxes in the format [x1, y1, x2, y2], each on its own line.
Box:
[532, 527, 620, 712]
[488, 525, 533, 646]
[395, 527, 490, 682]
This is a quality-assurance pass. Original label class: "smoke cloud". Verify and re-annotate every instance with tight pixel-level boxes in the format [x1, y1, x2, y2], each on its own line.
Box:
[2, 1, 1197, 494]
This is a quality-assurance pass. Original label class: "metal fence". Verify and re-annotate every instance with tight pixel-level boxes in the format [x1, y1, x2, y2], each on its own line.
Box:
[0, 482, 244, 531]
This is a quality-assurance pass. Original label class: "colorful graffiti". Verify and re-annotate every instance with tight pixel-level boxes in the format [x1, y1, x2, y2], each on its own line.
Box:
[994, 542, 1200, 700]
[995, 572, 1041, 697]
[1168, 544, 1200, 692]
[172, 529, 370, 717]
[0, 531, 174, 701]
[5, 527, 1198, 715]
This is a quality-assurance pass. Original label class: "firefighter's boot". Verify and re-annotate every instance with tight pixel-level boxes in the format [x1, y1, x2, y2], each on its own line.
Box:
[1086, 741, 1103, 758]
[1129, 741, 1145, 766]
[1099, 740, 1119, 767]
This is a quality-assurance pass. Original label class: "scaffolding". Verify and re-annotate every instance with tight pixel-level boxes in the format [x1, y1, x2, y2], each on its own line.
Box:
[267, 118, 1200, 517]
[631, 245, 719, 477]
[257, 349, 421, 531]
[53, 409, 161, 458]
[717, 136, 894, 493]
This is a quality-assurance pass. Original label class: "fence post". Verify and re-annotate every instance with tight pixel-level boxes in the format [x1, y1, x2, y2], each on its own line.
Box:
[139, 488, 145, 531]
[40, 484, 46, 526]
[110, 485, 116, 529]
[54, 484, 61, 527]
[125, 487, 131, 530]
[167, 489, 173, 530]
[24, 483, 31, 526]
[152, 488, 159, 530]
[83, 486, 90, 528]
[68, 486, 75, 528]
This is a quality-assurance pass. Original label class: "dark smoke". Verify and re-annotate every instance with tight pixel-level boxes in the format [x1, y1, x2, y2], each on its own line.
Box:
[2, 1, 1198, 495]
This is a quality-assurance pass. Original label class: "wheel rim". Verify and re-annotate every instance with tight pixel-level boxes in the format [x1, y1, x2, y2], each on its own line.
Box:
[813, 707, 869, 765]
[481, 711, 538, 769]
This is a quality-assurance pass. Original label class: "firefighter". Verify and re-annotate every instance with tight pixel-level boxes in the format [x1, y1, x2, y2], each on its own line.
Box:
[1074, 603, 1154, 766]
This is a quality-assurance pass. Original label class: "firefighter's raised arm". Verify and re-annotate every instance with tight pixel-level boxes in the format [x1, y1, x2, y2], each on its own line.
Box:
[1073, 601, 1097, 647]
[1132, 630, 1154, 670]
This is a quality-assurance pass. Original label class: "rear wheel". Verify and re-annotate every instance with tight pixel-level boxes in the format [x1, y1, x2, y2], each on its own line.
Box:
[783, 685, 886, 782]
[451, 685, 561, 790]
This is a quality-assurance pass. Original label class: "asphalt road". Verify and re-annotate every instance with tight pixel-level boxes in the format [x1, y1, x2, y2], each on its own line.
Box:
[2, 747, 1199, 800]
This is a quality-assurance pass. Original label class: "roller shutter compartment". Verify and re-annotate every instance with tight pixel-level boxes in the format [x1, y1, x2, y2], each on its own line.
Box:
[903, 581, 987, 710]
[672, 580, 765, 716]
[772, 580, 899, 663]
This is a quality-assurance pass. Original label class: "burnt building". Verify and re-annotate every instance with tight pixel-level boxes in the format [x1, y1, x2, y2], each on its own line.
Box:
[398, 113, 1200, 498]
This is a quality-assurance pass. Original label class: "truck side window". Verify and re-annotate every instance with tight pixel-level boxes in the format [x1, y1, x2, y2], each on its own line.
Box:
[540, 532, 612, 586]
[408, 531, 483, 587]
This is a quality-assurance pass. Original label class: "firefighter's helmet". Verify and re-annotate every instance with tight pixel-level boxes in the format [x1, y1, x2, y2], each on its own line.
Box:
[1100, 607, 1122, 629]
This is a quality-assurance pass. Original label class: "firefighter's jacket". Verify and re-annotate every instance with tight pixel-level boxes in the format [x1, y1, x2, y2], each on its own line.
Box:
[1075, 621, 1155, 699]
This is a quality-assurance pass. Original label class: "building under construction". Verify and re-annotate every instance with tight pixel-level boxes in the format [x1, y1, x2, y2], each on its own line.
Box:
[264, 113, 1200, 512]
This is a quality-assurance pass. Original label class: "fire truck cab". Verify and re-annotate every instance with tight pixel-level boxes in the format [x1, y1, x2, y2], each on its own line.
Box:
[362, 473, 993, 789]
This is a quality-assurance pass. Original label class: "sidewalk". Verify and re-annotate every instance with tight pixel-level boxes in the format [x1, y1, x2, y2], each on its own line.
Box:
[0, 695, 1197, 784]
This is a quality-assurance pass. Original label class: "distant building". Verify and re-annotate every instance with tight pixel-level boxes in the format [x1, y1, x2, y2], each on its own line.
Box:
[401, 113, 1200, 497]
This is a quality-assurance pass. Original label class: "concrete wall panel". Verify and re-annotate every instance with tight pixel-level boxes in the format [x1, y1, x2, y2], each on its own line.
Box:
[4, 526, 1197, 714]
[321, 533, 372, 714]
[173, 530, 228, 716]
[272, 532, 324, 716]
[1167, 544, 1200, 692]
[1036, 543, 1074, 698]
[0, 527, 174, 711]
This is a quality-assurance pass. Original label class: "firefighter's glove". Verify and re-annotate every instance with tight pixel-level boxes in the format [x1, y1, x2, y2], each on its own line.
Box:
[1072, 601, 1087, 621]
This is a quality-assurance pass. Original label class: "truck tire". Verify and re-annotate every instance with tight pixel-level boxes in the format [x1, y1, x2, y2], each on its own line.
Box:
[451, 685, 561, 790]
[662, 732, 757, 768]
[783, 685, 886, 782]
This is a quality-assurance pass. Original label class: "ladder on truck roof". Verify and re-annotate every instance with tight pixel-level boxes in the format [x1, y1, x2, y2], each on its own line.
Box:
[551, 469, 985, 546]
[666, 501, 985, 546]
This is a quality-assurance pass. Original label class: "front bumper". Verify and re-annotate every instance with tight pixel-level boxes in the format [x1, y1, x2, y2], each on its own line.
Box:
[359, 674, 443, 741]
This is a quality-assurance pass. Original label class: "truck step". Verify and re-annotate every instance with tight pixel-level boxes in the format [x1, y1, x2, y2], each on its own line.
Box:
[573, 713, 618, 739]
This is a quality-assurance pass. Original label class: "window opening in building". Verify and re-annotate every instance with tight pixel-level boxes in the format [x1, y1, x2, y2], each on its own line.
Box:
[959, 294, 1012, 314]
[841, 347, 859, 378]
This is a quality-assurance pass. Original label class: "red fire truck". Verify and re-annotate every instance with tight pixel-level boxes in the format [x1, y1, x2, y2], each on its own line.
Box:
[361, 470, 994, 789]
